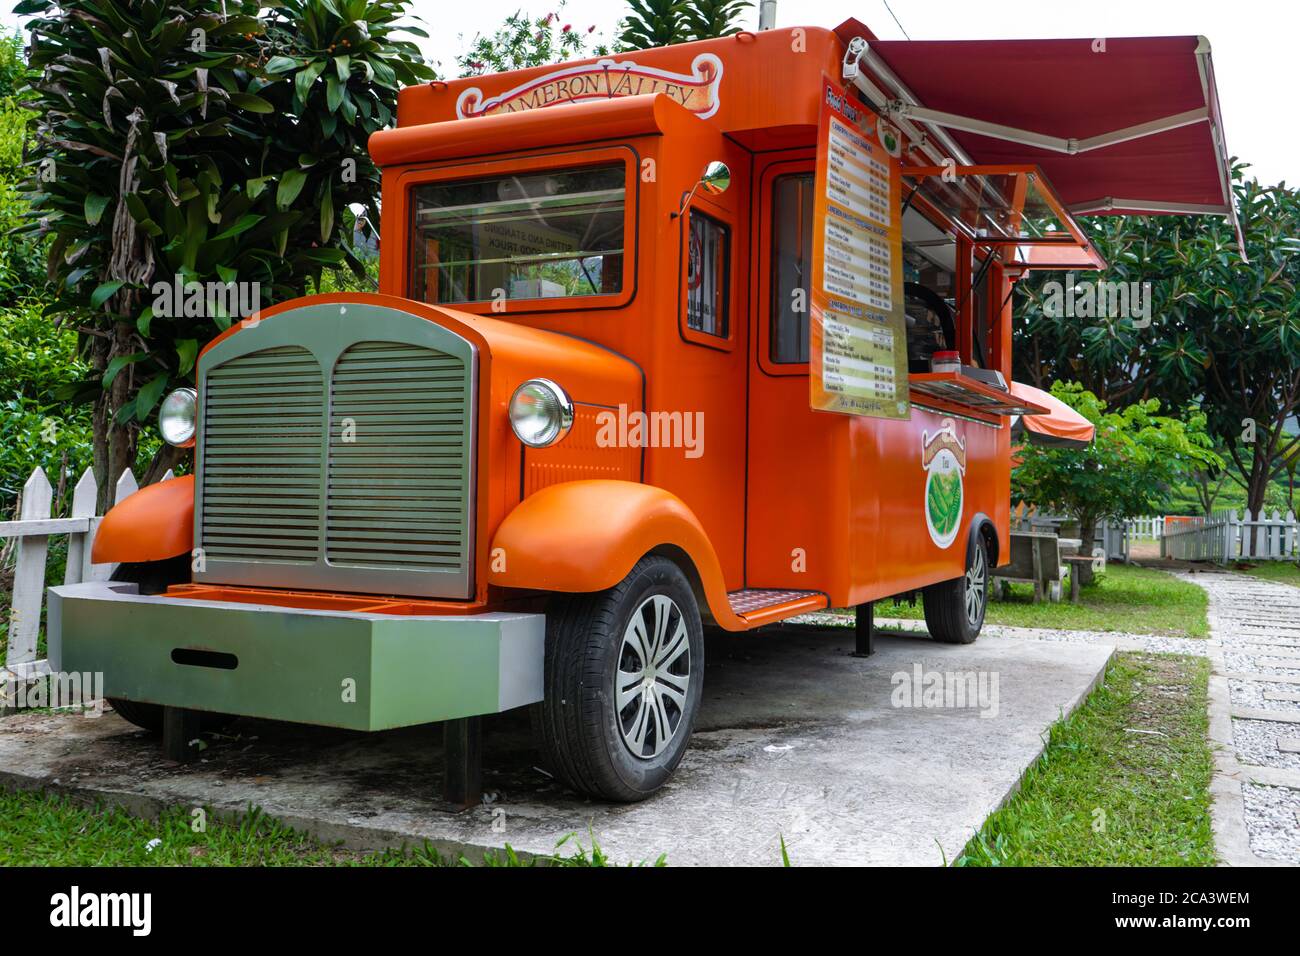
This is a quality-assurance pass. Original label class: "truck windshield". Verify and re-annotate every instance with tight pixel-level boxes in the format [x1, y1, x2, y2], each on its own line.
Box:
[410, 164, 625, 305]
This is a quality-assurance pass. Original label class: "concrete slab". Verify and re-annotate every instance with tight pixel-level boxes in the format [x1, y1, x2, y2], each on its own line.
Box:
[0, 626, 1112, 866]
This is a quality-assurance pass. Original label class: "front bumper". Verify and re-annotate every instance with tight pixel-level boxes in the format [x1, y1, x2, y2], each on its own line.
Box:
[48, 582, 544, 731]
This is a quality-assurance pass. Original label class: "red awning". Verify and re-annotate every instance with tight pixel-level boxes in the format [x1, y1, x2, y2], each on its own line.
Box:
[835, 20, 1241, 249]
[1008, 381, 1095, 450]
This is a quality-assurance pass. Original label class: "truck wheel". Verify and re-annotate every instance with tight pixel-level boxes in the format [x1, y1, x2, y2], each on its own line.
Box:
[922, 532, 988, 644]
[536, 556, 704, 802]
[107, 698, 166, 733]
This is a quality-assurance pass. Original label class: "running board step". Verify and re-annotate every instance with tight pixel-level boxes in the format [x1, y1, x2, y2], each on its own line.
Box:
[727, 589, 827, 626]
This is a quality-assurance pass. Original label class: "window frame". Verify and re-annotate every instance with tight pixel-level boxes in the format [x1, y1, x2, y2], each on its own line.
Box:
[679, 205, 733, 349]
[396, 145, 639, 316]
[756, 156, 816, 376]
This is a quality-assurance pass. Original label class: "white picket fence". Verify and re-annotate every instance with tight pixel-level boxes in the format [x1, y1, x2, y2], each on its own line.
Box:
[1128, 516, 1165, 540]
[1162, 509, 1299, 563]
[1, 465, 170, 681]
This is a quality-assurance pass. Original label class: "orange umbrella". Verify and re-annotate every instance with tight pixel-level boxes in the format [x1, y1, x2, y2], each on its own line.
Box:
[1008, 381, 1095, 450]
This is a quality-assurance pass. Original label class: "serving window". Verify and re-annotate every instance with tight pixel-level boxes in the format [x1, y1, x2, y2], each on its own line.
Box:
[410, 163, 626, 306]
[902, 204, 958, 373]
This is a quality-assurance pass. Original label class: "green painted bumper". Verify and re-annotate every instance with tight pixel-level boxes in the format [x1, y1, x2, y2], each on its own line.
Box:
[47, 582, 544, 731]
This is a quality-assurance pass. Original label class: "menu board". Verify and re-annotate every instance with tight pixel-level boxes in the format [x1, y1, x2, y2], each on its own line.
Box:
[809, 77, 910, 420]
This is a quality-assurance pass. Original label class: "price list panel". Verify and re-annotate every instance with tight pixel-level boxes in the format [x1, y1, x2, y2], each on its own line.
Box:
[809, 78, 911, 421]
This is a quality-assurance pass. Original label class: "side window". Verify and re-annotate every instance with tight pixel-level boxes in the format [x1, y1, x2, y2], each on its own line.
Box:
[410, 163, 626, 305]
[686, 211, 729, 338]
[770, 173, 814, 363]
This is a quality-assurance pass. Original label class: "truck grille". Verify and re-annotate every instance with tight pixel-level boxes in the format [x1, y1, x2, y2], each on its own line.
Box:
[202, 346, 323, 565]
[194, 304, 476, 598]
[326, 342, 468, 571]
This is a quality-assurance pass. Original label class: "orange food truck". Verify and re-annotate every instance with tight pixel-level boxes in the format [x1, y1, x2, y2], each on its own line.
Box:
[50, 18, 1238, 803]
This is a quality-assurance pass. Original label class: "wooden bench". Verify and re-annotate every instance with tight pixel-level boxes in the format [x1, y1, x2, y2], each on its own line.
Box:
[991, 531, 1066, 602]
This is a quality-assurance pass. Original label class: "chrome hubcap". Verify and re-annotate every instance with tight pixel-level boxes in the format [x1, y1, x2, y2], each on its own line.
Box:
[616, 595, 691, 759]
[965, 544, 987, 627]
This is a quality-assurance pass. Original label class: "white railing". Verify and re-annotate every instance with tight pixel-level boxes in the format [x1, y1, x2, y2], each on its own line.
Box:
[1127, 515, 1165, 540]
[1161, 509, 1299, 563]
[1, 465, 169, 682]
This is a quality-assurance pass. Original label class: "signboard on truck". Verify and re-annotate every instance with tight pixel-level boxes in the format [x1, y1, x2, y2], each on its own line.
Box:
[809, 77, 911, 420]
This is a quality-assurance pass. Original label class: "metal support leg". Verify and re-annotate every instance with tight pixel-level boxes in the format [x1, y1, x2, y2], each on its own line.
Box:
[162, 706, 200, 763]
[442, 716, 482, 809]
[852, 602, 875, 657]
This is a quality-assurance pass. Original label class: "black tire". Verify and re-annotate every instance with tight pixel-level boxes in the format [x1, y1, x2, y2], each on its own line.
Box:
[535, 555, 704, 802]
[107, 556, 233, 734]
[107, 698, 166, 733]
[922, 531, 989, 644]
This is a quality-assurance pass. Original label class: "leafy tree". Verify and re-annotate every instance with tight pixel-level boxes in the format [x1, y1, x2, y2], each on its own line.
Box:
[1014, 167, 1300, 515]
[1178, 176, 1300, 516]
[1186, 439, 1232, 516]
[0, 28, 34, 95]
[618, 0, 689, 50]
[682, 0, 752, 39]
[0, 31, 44, 305]
[1012, 383, 1221, 577]
[16, 0, 433, 506]
[618, 0, 749, 50]
[458, 3, 607, 78]
[0, 303, 95, 515]
[1013, 214, 1206, 408]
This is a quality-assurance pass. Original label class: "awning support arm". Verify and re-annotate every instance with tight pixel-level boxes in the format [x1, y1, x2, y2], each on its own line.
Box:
[843, 38, 991, 215]
[889, 103, 1211, 156]
[844, 37, 975, 168]
[1068, 197, 1231, 216]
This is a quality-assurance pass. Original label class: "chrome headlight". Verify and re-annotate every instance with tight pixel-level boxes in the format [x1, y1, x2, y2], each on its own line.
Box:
[159, 387, 197, 447]
[509, 378, 574, 448]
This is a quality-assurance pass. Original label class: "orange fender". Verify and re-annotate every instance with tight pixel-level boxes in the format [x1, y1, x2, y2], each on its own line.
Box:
[489, 480, 746, 630]
[91, 475, 194, 563]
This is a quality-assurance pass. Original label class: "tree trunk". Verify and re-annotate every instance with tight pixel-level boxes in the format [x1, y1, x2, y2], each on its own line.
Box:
[1246, 449, 1271, 515]
[1243, 441, 1275, 557]
[91, 320, 140, 512]
[140, 442, 186, 486]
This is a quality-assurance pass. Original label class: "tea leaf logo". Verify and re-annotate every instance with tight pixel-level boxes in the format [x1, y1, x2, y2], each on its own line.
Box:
[921, 418, 967, 549]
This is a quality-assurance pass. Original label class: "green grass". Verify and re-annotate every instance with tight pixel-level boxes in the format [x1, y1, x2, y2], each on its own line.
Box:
[1231, 560, 1300, 589]
[877, 563, 1209, 637]
[0, 789, 644, 866]
[957, 651, 1215, 866]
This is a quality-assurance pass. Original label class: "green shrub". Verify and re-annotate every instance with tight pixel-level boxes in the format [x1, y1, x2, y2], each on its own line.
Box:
[0, 32, 47, 306]
[0, 303, 93, 513]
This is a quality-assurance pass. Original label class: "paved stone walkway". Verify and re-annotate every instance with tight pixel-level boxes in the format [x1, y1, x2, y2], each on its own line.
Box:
[1180, 570, 1300, 865]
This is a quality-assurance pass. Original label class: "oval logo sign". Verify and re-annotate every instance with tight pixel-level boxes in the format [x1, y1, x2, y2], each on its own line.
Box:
[922, 418, 967, 549]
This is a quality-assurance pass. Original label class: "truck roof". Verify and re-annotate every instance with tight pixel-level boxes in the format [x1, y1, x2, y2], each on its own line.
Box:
[395, 26, 845, 149]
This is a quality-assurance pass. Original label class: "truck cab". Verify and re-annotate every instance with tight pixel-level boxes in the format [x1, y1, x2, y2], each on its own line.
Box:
[51, 21, 1237, 802]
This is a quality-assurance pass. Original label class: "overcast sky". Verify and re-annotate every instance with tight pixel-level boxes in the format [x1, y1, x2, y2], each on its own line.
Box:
[7, 1, 1294, 186]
